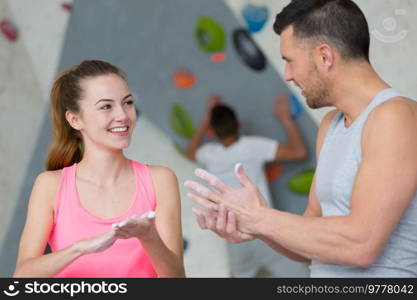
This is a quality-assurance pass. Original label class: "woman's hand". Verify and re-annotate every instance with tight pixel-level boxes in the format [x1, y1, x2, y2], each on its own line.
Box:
[73, 230, 117, 254]
[114, 211, 157, 241]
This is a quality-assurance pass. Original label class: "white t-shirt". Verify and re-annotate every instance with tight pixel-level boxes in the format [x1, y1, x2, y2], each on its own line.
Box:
[196, 136, 310, 277]
[196, 136, 278, 207]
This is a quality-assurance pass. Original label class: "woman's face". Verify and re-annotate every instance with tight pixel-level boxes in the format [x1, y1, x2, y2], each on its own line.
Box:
[74, 73, 137, 151]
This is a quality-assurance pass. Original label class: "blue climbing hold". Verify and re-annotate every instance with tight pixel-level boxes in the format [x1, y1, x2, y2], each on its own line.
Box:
[242, 5, 269, 33]
[289, 94, 303, 119]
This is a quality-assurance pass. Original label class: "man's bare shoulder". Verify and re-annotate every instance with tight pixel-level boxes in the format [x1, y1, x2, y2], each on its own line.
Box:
[363, 97, 417, 151]
[368, 96, 417, 127]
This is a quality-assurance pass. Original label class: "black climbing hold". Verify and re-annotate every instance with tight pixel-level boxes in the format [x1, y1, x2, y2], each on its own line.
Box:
[232, 28, 266, 71]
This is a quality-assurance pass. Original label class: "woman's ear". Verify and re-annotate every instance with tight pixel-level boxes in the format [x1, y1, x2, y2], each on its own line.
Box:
[65, 110, 83, 131]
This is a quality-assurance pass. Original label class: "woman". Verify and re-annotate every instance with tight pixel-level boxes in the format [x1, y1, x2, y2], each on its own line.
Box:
[13, 60, 185, 277]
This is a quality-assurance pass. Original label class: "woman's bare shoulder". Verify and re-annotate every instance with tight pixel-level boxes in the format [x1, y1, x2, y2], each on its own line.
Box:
[31, 169, 62, 206]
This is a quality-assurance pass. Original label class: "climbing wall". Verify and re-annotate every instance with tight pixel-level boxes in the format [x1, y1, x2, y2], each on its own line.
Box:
[0, 0, 317, 277]
[54, 0, 318, 213]
[120, 0, 318, 214]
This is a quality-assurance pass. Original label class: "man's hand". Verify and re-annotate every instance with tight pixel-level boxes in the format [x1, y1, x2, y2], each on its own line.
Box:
[192, 205, 255, 243]
[272, 94, 291, 120]
[185, 94, 223, 161]
[202, 94, 223, 125]
[185, 163, 268, 234]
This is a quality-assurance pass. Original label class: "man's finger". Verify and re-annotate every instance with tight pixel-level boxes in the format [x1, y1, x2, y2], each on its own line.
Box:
[234, 163, 254, 188]
[226, 210, 237, 234]
[216, 204, 227, 233]
[184, 180, 222, 203]
[187, 192, 219, 211]
[204, 208, 217, 230]
[193, 168, 229, 193]
[192, 207, 207, 229]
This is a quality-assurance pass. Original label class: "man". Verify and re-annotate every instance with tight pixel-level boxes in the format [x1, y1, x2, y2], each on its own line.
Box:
[185, 0, 417, 277]
[185, 94, 308, 277]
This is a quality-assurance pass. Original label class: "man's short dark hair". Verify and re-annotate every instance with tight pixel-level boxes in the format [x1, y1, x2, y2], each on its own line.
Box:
[210, 105, 239, 139]
[274, 0, 370, 62]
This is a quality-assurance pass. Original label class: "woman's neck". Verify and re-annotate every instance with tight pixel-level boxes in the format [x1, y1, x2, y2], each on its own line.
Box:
[77, 147, 131, 186]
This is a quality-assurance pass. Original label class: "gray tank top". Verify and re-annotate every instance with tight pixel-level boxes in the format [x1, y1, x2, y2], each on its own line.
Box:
[311, 88, 417, 277]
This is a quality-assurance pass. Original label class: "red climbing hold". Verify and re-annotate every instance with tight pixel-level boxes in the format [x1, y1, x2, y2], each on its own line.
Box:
[211, 52, 226, 62]
[61, 2, 73, 11]
[173, 70, 198, 90]
[265, 162, 283, 183]
[0, 19, 18, 42]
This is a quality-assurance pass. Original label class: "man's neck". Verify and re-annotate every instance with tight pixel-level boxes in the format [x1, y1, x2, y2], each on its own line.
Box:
[329, 62, 390, 127]
[220, 135, 239, 147]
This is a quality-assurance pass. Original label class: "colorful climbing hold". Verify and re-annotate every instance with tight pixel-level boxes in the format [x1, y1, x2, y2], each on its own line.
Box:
[183, 238, 189, 252]
[173, 70, 197, 90]
[170, 103, 195, 139]
[242, 4, 269, 33]
[265, 162, 283, 183]
[211, 52, 226, 63]
[289, 94, 303, 119]
[0, 19, 18, 42]
[287, 168, 315, 195]
[232, 28, 266, 71]
[195, 17, 226, 53]
[61, 2, 73, 11]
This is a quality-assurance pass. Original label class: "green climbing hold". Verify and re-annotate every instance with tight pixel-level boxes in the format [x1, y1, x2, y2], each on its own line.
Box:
[195, 17, 226, 52]
[287, 169, 315, 195]
[170, 103, 195, 139]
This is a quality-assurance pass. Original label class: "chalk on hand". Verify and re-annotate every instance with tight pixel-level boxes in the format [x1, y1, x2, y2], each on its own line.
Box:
[147, 211, 156, 219]
[234, 162, 243, 175]
[140, 210, 156, 219]
[112, 214, 137, 228]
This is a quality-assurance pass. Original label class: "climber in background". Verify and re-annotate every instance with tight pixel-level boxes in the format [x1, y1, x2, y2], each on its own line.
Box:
[185, 94, 308, 277]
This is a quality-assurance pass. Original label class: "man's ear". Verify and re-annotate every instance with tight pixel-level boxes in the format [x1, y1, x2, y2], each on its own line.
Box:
[206, 126, 215, 138]
[65, 110, 83, 131]
[315, 43, 335, 71]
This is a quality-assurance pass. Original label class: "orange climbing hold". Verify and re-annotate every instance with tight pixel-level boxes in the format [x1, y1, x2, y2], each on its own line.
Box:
[211, 52, 226, 62]
[173, 70, 197, 90]
[0, 19, 18, 42]
[265, 162, 283, 183]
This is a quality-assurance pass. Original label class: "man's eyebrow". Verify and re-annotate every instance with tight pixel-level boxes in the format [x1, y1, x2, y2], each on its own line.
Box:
[95, 94, 132, 105]
[123, 94, 133, 100]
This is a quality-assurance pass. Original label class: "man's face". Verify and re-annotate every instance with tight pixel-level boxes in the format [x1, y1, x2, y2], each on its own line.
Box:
[280, 26, 330, 109]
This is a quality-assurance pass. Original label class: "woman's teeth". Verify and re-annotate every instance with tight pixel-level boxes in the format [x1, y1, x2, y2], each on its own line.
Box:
[109, 127, 128, 132]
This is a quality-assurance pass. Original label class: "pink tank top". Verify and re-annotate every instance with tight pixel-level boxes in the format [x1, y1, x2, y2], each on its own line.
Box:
[48, 160, 158, 278]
